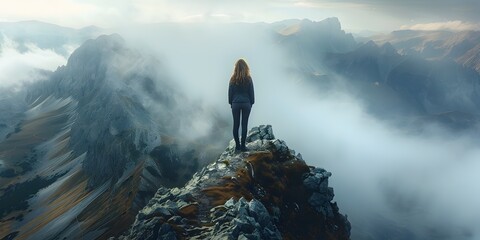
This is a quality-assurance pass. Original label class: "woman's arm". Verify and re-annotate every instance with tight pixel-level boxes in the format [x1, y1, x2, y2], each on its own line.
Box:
[249, 79, 255, 105]
[228, 83, 233, 105]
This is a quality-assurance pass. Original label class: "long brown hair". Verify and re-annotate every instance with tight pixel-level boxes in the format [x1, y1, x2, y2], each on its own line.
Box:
[230, 59, 251, 85]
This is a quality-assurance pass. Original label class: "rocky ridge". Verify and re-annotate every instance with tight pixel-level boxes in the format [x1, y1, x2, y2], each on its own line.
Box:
[118, 125, 351, 239]
[0, 34, 219, 240]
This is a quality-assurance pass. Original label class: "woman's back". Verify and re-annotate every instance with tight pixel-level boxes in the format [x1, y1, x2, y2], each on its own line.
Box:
[229, 77, 254, 105]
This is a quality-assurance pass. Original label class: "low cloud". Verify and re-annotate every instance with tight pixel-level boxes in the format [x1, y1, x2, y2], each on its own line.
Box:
[3, 21, 480, 239]
[285, 90, 480, 239]
[117, 23, 480, 239]
[400, 20, 480, 31]
[0, 36, 71, 90]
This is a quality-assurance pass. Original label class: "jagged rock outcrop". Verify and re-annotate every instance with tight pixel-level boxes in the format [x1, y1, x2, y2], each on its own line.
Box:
[274, 18, 357, 54]
[273, 18, 358, 74]
[118, 125, 351, 239]
[0, 34, 223, 240]
[25, 34, 165, 187]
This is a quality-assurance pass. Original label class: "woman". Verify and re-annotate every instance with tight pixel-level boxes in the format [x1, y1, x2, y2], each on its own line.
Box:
[228, 59, 255, 152]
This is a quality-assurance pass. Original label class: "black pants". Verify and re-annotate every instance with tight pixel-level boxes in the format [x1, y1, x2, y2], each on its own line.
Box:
[231, 102, 252, 147]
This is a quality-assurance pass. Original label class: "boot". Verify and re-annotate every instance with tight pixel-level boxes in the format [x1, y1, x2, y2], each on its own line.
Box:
[240, 140, 248, 152]
[234, 139, 241, 152]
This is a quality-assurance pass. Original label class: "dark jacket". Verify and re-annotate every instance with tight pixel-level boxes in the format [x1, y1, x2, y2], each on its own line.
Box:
[229, 77, 255, 105]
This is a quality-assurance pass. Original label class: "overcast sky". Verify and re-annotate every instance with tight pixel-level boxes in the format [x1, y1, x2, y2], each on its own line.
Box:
[0, 0, 479, 32]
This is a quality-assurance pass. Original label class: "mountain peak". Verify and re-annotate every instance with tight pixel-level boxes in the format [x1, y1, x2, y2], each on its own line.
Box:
[298, 17, 342, 31]
[320, 17, 341, 27]
[67, 34, 125, 65]
[118, 125, 351, 240]
[26, 33, 163, 188]
[356, 40, 380, 54]
[275, 17, 345, 37]
[2, 32, 218, 239]
[380, 42, 399, 56]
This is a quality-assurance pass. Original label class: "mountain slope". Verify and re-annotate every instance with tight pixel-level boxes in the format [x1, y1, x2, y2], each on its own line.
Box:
[293, 36, 480, 129]
[372, 30, 480, 73]
[0, 34, 222, 239]
[118, 125, 351, 240]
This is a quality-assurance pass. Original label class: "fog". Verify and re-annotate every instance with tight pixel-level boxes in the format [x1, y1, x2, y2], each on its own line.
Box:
[114, 23, 480, 239]
[0, 35, 73, 90]
[1, 21, 479, 239]
[114, 23, 293, 141]
[285, 91, 480, 239]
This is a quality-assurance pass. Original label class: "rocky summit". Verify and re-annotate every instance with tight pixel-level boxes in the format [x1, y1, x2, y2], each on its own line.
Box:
[117, 125, 351, 240]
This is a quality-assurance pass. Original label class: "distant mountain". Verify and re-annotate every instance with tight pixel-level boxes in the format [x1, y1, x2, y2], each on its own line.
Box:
[273, 17, 356, 51]
[0, 34, 224, 239]
[458, 42, 480, 72]
[272, 18, 358, 72]
[277, 25, 480, 130]
[0, 20, 104, 55]
[372, 30, 480, 73]
[325, 40, 480, 115]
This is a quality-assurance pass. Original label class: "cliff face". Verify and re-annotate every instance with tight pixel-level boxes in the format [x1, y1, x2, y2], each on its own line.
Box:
[0, 35, 221, 240]
[118, 125, 351, 240]
[25, 34, 166, 188]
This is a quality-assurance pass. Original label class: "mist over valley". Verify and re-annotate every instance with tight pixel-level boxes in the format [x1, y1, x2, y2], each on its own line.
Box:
[1, 17, 480, 239]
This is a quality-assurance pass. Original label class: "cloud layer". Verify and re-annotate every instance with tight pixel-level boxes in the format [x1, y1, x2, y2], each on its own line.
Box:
[0, 36, 70, 89]
[115, 23, 480, 239]
[401, 20, 480, 31]
[1, 0, 479, 31]
[2, 17, 480, 238]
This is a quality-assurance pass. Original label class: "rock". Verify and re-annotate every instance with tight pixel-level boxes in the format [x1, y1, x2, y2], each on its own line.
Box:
[303, 168, 331, 191]
[246, 124, 275, 142]
[209, 197, 282, 240]
[247, 199, 270, 226]
[157, 224, 177, 240]
[116, 125, 350, 240]
[309, 191, 335, 217]
[302, 167, 338, 218]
